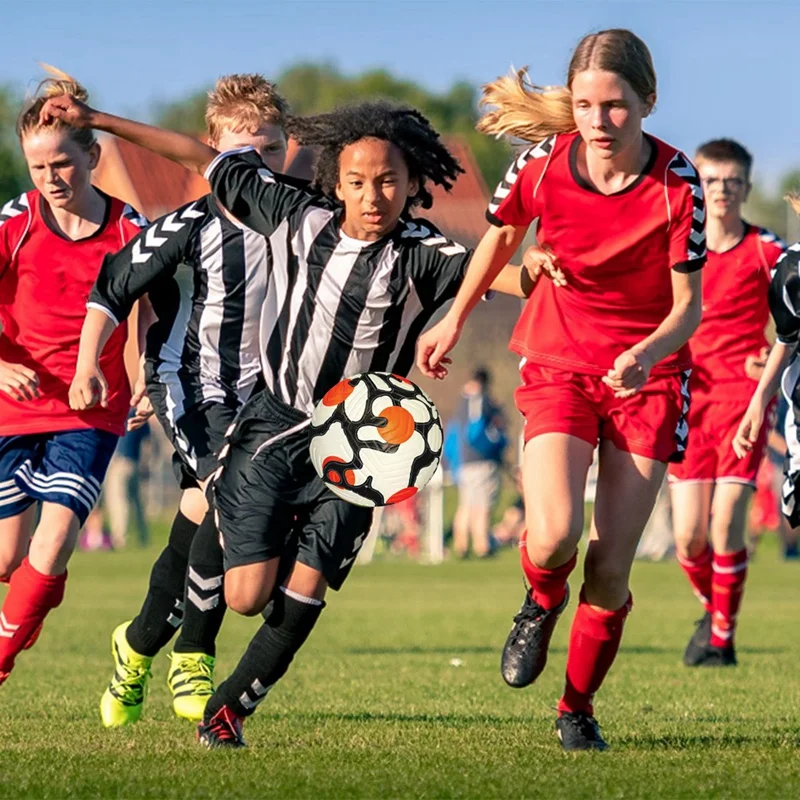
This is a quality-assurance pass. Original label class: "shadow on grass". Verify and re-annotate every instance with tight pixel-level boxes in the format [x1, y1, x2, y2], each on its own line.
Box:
[614, 731, 795, 749]
[346, 645, 505, 655]
[269, 710, 526, 727]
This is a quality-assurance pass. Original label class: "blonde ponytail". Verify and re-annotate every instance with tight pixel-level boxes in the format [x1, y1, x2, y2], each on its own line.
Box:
[17, 64, 96, 150]
[477, 68, 576, 142]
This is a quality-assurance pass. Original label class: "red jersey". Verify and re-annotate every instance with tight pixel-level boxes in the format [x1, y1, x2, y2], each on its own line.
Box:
[688, 224, 785, 399]
[488, 132, 706, 375]
[0, 190, 146, 436]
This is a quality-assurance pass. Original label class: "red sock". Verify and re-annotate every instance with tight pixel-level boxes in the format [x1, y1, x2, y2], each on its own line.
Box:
[0, 558, 66, 673]
[519, 531, 577, 610]
[677, 545, 712, 612]
[557, 589, 632, 716]
[710, 549, 748, 649]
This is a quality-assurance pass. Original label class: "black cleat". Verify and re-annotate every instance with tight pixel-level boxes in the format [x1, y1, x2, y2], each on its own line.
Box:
[197, 705, 247, 749]
[683, 611, 712, 666]
[501, 585, 569, 688]
[556, 711, 609, 752]
[693, 643, 737, 667]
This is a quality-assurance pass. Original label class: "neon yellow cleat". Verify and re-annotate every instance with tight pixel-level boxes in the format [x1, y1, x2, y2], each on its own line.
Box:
[168, 651, 215, 722]
[100, 622, 153, 728]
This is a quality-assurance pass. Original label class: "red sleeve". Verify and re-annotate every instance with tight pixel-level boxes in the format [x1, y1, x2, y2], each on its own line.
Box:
[758, 228, 787, 270]
[486, 136, 555, 228]
[666, 154, 706, 273]
[0, 193, 31, 286]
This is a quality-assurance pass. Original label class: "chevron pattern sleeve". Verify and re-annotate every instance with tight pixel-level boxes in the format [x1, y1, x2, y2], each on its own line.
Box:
[666, 152, 706, 273]
[406, 220, 474, 311]
[204, 147, 315, 237]
[769, 245, 800, 345]
[88, 200, 200, 324]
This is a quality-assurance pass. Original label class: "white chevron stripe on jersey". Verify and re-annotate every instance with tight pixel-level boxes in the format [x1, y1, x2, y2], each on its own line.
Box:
[0, 192, 30, 225]
[122, 204, 148, 229]
[667, 153, 706, 261]
[145, 226, 168, 249]
[488, 135, 556, 215]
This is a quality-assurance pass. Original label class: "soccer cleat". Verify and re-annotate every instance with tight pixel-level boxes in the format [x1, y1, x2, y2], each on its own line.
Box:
[501, 585, 569, 688]
[100, 622, 153, 728]
[197, 705, 247, 749]
[694, 643, 737, 667]
[556, 711, 609, 751]
[683, 611, 712, 666]
[168, 651, 215, 722]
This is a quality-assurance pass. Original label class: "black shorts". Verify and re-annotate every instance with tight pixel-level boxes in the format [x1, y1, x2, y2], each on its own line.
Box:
[148, 382, 239, 489]
[210, 389, 373, 591]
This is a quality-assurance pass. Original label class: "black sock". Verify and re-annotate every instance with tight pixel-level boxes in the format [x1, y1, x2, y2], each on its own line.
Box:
[204, 590, 324, 720]
[126, 510, 198, 657]
[173, 511, 226, 657]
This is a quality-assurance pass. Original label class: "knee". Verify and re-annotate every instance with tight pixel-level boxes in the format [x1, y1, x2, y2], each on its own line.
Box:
[525, 510, 582, 567]
[673, 522, 708, 559]
[0, 555, 22, 582]
[225, 582, 270, 617]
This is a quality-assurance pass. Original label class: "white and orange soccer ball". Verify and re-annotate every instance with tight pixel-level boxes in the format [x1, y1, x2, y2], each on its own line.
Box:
[309, 372, 443, 507]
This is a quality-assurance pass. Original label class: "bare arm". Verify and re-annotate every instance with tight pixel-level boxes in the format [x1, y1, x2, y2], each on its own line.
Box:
[70, 308, 119, 409]
[40, 96, 218, 175]
[602, 269, 703, 398]
[416, 224, 528, 377]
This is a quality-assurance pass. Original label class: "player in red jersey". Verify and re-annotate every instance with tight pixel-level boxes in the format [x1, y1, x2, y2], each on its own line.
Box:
[417, 29, 705, 751]
[0, 69, 146, 685]
[667, 140, 785, 668]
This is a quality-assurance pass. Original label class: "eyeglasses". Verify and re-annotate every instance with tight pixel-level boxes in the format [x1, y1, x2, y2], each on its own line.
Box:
[701, 177, 746, 190]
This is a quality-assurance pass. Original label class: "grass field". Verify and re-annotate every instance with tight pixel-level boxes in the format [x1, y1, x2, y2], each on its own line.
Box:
[3, 531, 800, 799]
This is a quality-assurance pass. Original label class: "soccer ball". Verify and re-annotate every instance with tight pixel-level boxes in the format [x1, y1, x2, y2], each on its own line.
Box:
[309, 372, 443, 507]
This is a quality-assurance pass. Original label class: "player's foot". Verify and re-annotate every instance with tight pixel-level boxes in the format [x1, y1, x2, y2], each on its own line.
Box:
[501, 585, 569, 688]
[168, 651, 215, 722]
[694, 643, 737, 667]
[100, 621, 153, 728]
[23, 621, 43, 651]
[197, 705, 247, 749]
[556, 711, 609, 752]
[683, 611, 712, 666]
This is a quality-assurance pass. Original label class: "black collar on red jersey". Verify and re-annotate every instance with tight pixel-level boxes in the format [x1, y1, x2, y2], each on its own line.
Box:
[569, 133, 658, 196]
[39, 188, 112, 243]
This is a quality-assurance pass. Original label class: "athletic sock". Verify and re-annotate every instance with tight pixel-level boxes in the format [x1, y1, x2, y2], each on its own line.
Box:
[677, 544, 713, 612]
[710, 548, 748, 649]
[519, 530, 577, 610]
[126, 510, 198, 657]
[204, 589, 324, 720]
[0, 557, 66, 672]
[173, 512, 226, 657]
[557, 588, 632, 716]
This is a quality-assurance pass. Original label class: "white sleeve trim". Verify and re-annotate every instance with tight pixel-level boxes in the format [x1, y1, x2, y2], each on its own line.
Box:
[86, 302, 120, 327]
[203, 146, 257, 181]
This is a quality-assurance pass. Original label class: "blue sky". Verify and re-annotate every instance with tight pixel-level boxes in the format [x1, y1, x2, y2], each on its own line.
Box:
[3, 0, 798, 185]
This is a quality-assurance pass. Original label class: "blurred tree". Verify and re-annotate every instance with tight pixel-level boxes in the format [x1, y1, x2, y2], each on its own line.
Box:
[154, 64, 511, 186]
[0, 85, 31, 200]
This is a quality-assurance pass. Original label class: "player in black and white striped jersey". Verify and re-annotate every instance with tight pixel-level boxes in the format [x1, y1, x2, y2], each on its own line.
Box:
[40, 95, 532, 748]
[67, 75, 295, 729]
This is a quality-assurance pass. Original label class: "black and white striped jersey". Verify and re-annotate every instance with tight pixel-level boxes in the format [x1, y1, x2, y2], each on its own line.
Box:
[89, 195, 270, 424]
[204, 148, 475, 416]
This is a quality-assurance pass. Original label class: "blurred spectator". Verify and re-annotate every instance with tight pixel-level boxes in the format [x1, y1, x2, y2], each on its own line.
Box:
[491, 467, 524, 549]
[445, 367, 507, 558]
[104, 417, 153, 549]
[79, 506, 112, 551]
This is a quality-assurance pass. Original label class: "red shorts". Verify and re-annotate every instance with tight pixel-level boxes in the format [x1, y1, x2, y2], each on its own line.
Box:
[516, 362, 691, 463]
[668, 393, 776, 486]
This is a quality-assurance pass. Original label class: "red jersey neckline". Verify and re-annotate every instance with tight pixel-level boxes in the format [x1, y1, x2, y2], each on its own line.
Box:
[568, 133, 659, 197]
[39, 188, 112, 243]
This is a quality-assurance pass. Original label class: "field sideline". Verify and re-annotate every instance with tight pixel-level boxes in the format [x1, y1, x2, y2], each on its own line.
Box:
[2, 532, 800, 799]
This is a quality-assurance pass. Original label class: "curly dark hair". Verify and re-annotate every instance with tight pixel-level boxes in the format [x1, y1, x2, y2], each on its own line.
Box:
[285, 101, 464, 210]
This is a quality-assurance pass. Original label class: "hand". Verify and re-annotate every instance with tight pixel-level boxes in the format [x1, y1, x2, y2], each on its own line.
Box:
[0, 359, 39, 401]
[744, 346, 770, 381]
[415, 315, 460, 380]
[601, 348, 654, 398]
[127, 375, 154, 431]
[732, 398, 765, 459]
[39, 95, 97, 128]
[69, 364, 108, 410]
[522, 245, 567, 288]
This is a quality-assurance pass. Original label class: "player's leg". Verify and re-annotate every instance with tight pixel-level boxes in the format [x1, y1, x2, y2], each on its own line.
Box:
[0, 506, 37, 581]
[0, 429, 116, 684]
[501, 432, 594, 688]
[452, 477, 471, 558]
[703, 482, 751, 664]
[198, 488, 372, 749]
[555, 439, 664, 751]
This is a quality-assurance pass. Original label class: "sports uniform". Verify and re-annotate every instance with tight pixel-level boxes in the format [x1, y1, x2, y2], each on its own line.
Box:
[487, 132, 705, 459]
[669, 224, 785, 487]
[0, 190, 145, 524]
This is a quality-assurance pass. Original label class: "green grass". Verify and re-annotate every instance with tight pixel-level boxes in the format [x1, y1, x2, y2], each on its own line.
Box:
[3, 532, 800, 799]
